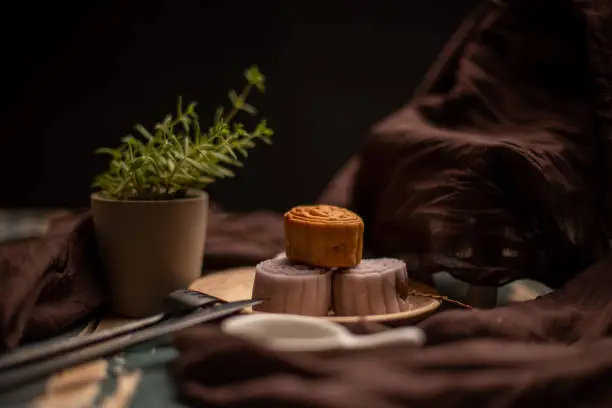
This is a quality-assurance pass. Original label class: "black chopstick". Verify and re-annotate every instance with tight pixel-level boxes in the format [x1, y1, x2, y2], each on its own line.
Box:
[0, 290, 220, 371]
[0, 299, 261, 391]
[0, 314, 163, 371]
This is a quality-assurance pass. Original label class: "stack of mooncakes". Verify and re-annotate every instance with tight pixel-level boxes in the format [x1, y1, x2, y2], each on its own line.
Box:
[252, 205, 410, 317]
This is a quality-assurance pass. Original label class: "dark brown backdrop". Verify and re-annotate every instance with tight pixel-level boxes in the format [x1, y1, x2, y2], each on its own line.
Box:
[0, 0, 479, 211]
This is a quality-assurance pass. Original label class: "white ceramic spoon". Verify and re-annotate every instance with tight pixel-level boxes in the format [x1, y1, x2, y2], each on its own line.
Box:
[221, 313, 426, 352]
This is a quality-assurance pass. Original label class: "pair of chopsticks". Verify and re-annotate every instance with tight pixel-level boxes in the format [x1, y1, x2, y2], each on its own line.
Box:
[0, 291, 261, 391]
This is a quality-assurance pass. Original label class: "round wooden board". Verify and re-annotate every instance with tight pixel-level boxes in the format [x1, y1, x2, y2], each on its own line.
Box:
[190, 267, 442, 325]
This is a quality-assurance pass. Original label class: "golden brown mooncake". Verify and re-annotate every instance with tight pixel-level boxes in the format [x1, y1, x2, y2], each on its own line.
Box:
[284, 205, 364, 268]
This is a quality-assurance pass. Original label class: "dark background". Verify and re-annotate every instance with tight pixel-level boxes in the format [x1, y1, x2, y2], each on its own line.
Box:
[0, 0, 478, 212]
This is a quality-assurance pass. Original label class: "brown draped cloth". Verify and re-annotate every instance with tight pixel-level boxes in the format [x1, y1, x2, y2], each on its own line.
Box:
[343, 0, 610, 288]
[0, 215, 103, 350]
[0, 206, 284, 351]
[3, 0, 612, 405]
[173, 254, 612, 407]
[172, 0, 612, 407]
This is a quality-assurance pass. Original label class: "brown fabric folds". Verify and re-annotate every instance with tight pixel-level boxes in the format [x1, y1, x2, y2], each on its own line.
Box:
[202, 205, 284, 272]
[173, 254, 612, 408]
[0, 214, 105, 350]
[347, 0, 610, 287]
[0, 207, 284, 351]
[170, 2, 612, 405]
[6, 1, 612, 406]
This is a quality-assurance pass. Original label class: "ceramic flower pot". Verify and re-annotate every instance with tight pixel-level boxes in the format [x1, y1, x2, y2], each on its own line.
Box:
[91, 190, 208, 317]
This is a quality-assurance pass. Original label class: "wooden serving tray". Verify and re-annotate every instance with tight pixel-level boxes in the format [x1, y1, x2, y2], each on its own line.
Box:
[190, 267, 442, 325]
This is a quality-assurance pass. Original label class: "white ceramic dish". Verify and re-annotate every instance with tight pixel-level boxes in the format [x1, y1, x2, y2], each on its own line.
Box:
[221, 313, 426, 352]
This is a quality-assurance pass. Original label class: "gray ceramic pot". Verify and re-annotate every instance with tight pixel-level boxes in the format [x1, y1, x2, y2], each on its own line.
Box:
[91, 190, 208, 317]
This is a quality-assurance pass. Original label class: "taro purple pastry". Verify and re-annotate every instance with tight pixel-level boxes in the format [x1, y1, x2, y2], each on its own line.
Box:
[333, 258, 409, 316]
[252, 257, 332, 316]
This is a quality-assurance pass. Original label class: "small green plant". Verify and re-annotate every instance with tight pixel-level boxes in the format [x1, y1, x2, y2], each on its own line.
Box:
[93, 66, 273, 200]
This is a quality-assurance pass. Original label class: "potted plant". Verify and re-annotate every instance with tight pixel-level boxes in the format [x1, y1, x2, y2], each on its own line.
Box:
[91, 66, 273, 317]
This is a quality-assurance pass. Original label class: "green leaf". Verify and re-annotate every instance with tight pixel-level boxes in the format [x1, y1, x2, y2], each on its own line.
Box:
[184, 157, 207, 173]
[245, 65, 265, 92]
[95, 147, 121, 158]
[134, 124, 154, 140]
[198, 176, 216, 184]
[214, 165, 235, 178]
[121, 135, 144, 149]
[241, 103, 257, 115]
[236, 147, 248, 157]
[258, 120, 274, 135]
[214, 106, 224, 122]
[111, 161, 129, 173]
[241, 139, 256, 148]
[173, 174, 196, 183]
[228, 90, 242, 109]
[186, 101, 198, 115]
[210, 151, 236, 164]
[166, 158, 176, 173]
[223, 146, 239, 160]
[130, 157, 146, 171]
